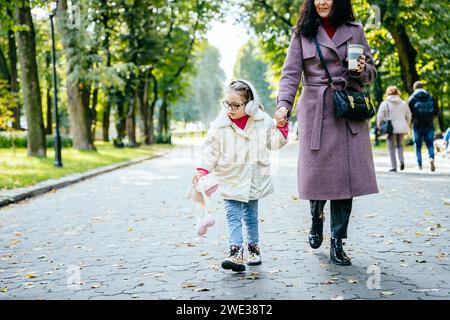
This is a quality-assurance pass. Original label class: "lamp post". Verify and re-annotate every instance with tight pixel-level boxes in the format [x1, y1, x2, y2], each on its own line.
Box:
[48, 1, 62, 167]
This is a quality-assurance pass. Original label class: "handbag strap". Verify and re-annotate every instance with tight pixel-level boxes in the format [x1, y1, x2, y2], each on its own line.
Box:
[313, 37, 335, 88]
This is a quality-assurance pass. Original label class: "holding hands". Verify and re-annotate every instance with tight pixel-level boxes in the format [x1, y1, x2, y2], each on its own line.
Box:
[274, 107, 288, 127]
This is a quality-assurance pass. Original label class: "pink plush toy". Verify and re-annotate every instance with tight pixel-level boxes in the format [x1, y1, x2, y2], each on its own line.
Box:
[187, 175, 219, 236]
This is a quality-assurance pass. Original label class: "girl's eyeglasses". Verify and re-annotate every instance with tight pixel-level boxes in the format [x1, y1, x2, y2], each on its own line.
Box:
[222, 100, 247, 110]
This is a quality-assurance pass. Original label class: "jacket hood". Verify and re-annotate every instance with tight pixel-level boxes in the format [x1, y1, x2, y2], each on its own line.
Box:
[386, 95, 402, 104]
[412, 89, 430, 100]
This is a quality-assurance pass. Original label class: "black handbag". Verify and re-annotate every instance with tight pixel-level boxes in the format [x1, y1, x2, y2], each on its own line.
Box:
[379, 102, 394, 135]
[313, 38, 375, 121]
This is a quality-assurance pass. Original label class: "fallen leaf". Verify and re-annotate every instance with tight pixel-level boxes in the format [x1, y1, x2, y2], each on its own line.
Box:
[245, 272, 260, 280]
[286, 284, 294, 287]
[14, 231, 23, 237]
[436, 252, 448, 259]
[137, 283, 145, 287]
[208, 265, 220, 270]
[415, 231, 422, 236]
[270, 269, 281, 274]
[403, 239, 412, 244]
[200, 252, 209, 257]
[369, 233, 384, 238]
[194, 288, 210, 292]
[90, 284, 101, 289]
[348, 279, 358, 284]
[26, 273, 38, 279]
[0, 288, 7, 293]
[331, 296, 344, 300]
[399, 263, 409, 267]
[127, 228, 133, 232]
[381, 291, 395, 296]
[182, 282, 196, 288]
[321, 280, 336, 285]
[415, 259, 427, 263]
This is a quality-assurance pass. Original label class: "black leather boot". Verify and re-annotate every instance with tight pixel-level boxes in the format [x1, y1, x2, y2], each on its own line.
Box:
[309, 201, 325, 249]
[330, 238, 351, 266]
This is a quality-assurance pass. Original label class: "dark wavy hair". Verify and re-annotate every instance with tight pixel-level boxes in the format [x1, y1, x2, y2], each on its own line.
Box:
[294, 0, 356, 39]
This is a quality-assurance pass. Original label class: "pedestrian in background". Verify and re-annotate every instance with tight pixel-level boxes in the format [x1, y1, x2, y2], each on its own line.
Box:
[377, 86, 412, 172]
[408, 81, 439, 171]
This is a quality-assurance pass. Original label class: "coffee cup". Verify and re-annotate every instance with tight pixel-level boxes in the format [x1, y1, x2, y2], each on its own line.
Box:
[347, 44, 365, 71]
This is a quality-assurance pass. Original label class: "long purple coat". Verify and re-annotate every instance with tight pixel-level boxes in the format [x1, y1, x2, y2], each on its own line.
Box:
[277, 21, 379, 200]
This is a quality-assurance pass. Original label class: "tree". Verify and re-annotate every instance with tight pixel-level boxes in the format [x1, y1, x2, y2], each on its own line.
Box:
[173, 41, 225, 124]
[56, 0, 96, 150]
[14, 0, 46, 157]
[234, 40, 274, 114]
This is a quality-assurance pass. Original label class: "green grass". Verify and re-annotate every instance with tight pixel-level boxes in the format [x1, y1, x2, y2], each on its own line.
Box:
[0, 142, 174, 190]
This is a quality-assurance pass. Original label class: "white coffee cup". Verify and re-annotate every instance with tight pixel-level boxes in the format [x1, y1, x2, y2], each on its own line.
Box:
[347, 44, 365, 71]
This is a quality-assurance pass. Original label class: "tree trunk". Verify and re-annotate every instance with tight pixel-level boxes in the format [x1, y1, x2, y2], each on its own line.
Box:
[147, 72, 158, 145]
[102, 99, 111, 142]
[8, 29, 21, 129]
[45, 51, 52, 135]
[158, 90, 170, 142]
[91, 83, 99, 140]
[384, 23, 419, 94]
[138, 75, 150, 145]
[57, 0, 95, 150]
[46, 82, 52, 135]
[436, 96, 445, 133]
[14, 0, 46, 157]
[126, 91, 137, 147]
[114, 90, 126, 147]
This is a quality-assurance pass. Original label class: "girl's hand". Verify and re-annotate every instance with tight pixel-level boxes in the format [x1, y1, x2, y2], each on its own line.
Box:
[192, 173, 203, 185]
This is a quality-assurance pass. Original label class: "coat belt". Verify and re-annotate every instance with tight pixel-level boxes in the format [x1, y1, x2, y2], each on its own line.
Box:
[303, 76, 347, 150]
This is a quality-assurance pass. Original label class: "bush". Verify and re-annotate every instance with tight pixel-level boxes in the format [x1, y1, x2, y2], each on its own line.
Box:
[0, 132, 73, 148]
[155, 134, 172, 144]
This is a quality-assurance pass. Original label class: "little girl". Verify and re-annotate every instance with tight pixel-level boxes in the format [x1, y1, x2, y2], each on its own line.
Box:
[192, 79, 288, 272]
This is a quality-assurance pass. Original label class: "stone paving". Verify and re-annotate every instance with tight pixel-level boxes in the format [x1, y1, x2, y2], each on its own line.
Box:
[0, 141, 449, 300]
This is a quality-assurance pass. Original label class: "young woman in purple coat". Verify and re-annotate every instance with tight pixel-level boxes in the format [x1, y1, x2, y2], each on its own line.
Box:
[274, 0, 379, 266]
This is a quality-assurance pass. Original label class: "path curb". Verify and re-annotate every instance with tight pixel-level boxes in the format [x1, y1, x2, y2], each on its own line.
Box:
[0, 152, 167, 209]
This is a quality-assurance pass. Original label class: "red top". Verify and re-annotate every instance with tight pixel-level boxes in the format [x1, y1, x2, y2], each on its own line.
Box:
[196, 115, 289, 175]
[322, 18, 337, 39]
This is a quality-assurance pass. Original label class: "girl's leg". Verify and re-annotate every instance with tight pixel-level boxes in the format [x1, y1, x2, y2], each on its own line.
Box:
[224, 200, 244, 247]
[242, 200, 259, 245]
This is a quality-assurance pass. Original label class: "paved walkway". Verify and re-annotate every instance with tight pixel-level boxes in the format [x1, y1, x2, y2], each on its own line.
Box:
[0, 141, 449, 300]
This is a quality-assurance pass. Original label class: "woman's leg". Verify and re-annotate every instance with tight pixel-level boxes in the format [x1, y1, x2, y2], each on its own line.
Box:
[397, 134, 405, 169]
[309, 200, 326, 249]
[387, 133, 398, 170]
[329, 198, 353, 266]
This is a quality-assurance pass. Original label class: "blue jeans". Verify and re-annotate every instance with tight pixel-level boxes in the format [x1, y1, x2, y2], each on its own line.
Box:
[224, 199, 259, 247]
[413, 127, 435, 167]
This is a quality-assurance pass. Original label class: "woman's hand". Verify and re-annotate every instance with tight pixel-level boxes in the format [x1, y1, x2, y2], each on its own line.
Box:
[275, 107, 288, 127]
[355, 54, 366, 73]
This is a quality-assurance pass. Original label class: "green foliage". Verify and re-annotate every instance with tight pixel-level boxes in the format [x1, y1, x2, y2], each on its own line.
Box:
[0, 131, 73, 148]
[172, 41, 225, 124]
[234, 40, 275, 113]
[0, 80, 15, 130]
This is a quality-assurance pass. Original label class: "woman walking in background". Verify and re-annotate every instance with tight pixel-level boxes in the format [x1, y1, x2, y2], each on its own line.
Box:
[377, 86, 412, 172]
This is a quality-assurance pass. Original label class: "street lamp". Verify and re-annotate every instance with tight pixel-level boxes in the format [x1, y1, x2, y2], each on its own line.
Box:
[48, 1, 63, 167]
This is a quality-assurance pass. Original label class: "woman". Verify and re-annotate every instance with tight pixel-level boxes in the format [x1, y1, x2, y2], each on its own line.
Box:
[274, 0, 378, 266]
[376, 86, 412, 172]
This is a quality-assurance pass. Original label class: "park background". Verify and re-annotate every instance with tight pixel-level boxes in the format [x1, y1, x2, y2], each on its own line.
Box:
[0, 0, 449, 190]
